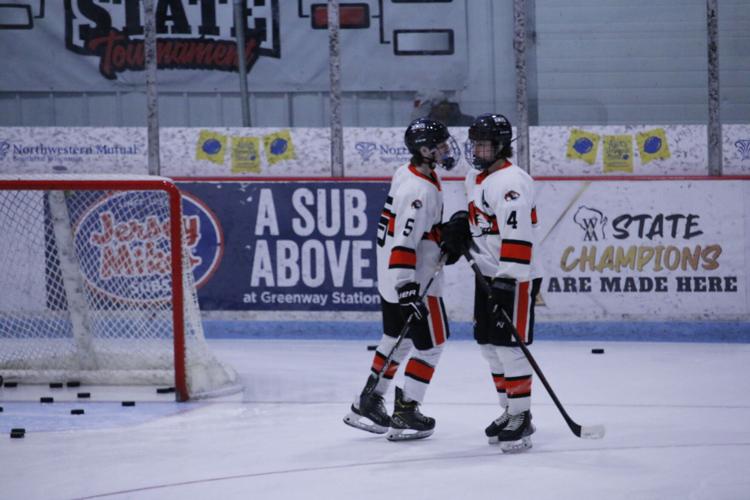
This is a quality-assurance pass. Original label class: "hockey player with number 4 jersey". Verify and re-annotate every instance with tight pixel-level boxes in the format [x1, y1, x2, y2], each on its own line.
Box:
[344, 118, 461, 441]
[450, 113, 543, 453]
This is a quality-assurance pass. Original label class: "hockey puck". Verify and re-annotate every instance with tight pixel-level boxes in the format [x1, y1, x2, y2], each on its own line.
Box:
[4, 382, 18, 388]
[66, 381, 81, 388]
[121, 401, 136, 407]
[71, 409, 85, 415]
[77, 392, 91, 399]
[591, 348, 605, 354]
[156, 387, 175, 394]
[49, 382, 64, 389]
[366, 345, 377, 351]
[0, 406, 3, 412]
[40, 397, 54, 403]
[10, 430, 25, 439]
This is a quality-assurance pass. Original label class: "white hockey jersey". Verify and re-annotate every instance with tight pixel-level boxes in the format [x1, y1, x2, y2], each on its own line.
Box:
[376, 163, 444, 303]
[465, 161, 540, 281]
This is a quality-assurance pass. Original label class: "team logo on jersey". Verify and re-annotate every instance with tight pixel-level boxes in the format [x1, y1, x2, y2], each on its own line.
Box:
[504, 190, 520, 201]
[411, 199, 423, 209]
[73, 191, 223, 303]
[0, 140, 9, 160]
[573, 206, 608, 241]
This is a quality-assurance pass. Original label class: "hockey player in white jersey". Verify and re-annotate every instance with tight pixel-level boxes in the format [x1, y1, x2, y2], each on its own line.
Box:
[445, 113, 543, 453]
[344, 118, 461, 441]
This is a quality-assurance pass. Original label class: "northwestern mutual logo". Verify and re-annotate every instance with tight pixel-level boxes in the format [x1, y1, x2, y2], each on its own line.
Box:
[354, 142, 410, 163]
[64, 0, 280, 80]
[355, 142, 377, 161]
[736, 139, 750, 161]
[7, 142, 139, 164]
[0, 140, 10, 161]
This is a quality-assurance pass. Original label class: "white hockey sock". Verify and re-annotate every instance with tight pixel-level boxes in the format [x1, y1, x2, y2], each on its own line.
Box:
[497, 346, 532, 415]
[480, 343, 508, 408]
[370, 335, 413, 395]
[403, 345, 443, 403]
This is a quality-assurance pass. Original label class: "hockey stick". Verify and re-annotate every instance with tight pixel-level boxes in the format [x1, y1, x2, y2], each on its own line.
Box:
[462, 249, 605, 440]
[365, 252, 449, 395]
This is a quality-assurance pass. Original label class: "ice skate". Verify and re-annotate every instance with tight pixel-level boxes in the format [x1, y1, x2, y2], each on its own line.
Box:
[343, 376, 391, 434]
[484, 407, 510, 444]
[496, 410, 535, 453]
[386, 386, 435, 441]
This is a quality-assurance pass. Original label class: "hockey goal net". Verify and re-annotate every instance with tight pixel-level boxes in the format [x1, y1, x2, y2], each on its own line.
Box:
[0, 175, 238, 401]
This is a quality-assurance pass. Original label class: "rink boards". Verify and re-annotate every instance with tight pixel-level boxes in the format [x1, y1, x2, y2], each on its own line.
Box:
[175, 177, 749, 329]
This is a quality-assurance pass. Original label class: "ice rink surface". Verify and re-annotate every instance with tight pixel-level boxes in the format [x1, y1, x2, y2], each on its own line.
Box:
[2, 338, 750, 500]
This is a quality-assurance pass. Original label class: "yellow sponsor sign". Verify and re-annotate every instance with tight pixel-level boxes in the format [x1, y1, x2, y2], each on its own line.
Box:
[637, 128, 671, 164]
[263, 129, 296, 165]
[196, 130, 227, 165]
[566, 129, 600, 165]
[231, 136, 262, 173]
[602, 134, 633, 173]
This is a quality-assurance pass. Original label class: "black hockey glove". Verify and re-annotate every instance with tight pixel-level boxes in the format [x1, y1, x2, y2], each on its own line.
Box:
[489, 277, 516, 327]
[441, 210, 471, 265]
[397, 282, 428, 321]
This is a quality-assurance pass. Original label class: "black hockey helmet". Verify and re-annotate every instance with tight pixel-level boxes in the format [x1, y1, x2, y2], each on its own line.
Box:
[467, 113, 513, 169]
[404, 118, 460, 170]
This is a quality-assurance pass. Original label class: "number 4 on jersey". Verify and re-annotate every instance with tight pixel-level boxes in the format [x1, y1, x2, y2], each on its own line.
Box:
[506, 210, 517, 229]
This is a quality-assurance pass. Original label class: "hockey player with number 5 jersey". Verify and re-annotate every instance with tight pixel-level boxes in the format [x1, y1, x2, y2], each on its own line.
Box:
[344, 118, 461, 441]
[463, 113, 543, 453]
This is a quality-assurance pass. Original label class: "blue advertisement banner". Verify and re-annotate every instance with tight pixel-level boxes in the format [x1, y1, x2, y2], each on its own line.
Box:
[177, 181, 389, 311]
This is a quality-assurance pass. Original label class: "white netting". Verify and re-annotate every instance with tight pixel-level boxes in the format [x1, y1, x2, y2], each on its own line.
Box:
[0, 176, 238, 399]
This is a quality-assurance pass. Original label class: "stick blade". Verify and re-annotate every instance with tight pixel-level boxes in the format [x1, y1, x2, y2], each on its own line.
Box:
[579, 424, 606, 439]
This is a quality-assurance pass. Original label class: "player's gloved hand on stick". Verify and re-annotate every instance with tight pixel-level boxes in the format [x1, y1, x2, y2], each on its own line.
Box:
[441, 210, 472, 265]
[489, 277, 516, 325]
[397, 282, 429, 321]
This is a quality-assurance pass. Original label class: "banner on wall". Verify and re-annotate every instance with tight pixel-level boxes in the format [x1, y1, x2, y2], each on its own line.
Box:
[168, 179, 748, 321]
[177, 181, 389, 311]
[535, 180, 747, 321]
[0, 1, 467, 92]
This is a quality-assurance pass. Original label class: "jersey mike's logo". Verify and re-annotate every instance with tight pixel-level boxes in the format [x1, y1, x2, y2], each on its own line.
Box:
[64, 0, 280, 80]
[74, 191, 223, 303]
[181, 192, 224, 289]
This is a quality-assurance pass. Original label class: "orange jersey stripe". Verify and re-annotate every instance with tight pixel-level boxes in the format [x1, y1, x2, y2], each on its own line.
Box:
[389, 247, 416, 268]
[405, 358, 435, 383]
[500, 240, 532, 263]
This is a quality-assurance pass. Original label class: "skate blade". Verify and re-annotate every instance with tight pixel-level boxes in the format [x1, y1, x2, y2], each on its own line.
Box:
[385, 427, 434, 441]
[343, 412, 389, 435]
[500, 436, 533, 453]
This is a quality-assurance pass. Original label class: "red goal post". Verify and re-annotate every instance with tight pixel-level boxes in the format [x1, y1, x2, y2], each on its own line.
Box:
[0, 175, 238, 401]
